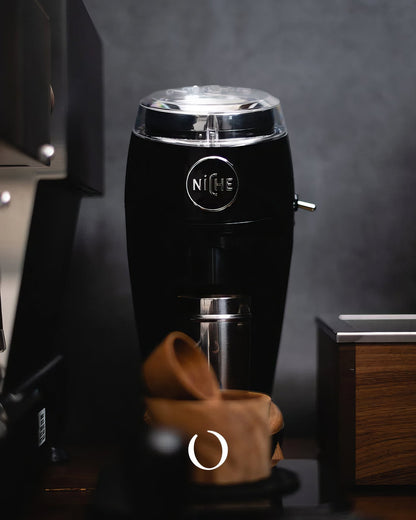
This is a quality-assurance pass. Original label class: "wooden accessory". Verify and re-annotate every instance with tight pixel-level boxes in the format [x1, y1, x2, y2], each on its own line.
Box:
[317, 315, 416, 497]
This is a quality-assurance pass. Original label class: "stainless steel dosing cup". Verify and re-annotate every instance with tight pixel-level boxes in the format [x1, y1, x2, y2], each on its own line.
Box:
[177, 295, 252, 390]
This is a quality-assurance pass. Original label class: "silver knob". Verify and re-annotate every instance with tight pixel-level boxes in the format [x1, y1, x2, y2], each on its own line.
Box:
[38, 144, 55, 163]
[0, 191, 11, 208]
[294, 194, 316, 212]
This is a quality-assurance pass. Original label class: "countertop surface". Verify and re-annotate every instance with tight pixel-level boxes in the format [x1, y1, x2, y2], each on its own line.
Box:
[16, 439, 416, 520]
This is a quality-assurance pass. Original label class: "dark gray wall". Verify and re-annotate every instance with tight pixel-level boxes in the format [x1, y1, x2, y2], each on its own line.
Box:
[61, 0, 416, 441]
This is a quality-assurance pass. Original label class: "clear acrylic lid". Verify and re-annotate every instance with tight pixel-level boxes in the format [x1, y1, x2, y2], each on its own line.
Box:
[134, 85, 287, 147]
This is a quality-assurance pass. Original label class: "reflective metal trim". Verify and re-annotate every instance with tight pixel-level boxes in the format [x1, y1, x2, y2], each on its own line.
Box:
[316, 314, 416, 343]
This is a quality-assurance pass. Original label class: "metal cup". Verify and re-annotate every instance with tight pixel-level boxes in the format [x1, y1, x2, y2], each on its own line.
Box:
[177, 295, 252, 390]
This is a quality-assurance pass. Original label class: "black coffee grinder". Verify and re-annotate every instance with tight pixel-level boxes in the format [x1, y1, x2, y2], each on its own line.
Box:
[125, 85, 315, 395]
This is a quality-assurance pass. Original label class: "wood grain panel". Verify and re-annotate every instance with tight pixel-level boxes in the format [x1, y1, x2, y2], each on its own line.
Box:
[355, 344, 416, 485]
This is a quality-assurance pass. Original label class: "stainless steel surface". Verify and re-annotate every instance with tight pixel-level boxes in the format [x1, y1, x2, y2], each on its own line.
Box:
[178, 295, 252, 389]
[180, 294, 251, 318]
[317, 314, 416, 343]
[134, 84, 287, 147]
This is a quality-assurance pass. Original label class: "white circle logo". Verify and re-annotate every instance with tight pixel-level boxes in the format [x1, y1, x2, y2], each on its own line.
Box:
[187, 430, 229, 471]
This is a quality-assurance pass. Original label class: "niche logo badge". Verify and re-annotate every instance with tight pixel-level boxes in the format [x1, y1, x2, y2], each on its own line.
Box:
[186, 156, 239, 212]
[188, 430, 229, 471]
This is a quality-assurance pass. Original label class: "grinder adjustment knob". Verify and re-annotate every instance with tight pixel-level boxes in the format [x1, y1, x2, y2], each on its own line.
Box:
[293, 194, 316, 212]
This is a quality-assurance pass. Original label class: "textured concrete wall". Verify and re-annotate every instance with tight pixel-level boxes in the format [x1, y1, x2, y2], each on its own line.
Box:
[61, 0, 416, 440]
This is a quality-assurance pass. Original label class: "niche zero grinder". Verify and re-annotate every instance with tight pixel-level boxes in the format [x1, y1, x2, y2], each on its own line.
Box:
[125, 85, 315, 395]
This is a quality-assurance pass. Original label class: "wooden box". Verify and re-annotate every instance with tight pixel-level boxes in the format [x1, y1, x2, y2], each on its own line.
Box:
[317, 315, 416, 493]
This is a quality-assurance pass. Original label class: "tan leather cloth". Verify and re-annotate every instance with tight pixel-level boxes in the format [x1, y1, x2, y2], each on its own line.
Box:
[142, 331, 221, 400]
[145, 390, 284, 485]
[269, 401, 285, 467]
[142, 331, 284, 485]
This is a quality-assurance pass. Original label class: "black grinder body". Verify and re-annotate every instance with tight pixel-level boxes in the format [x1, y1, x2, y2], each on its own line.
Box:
[125, 133, 294, 395]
